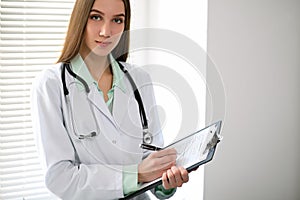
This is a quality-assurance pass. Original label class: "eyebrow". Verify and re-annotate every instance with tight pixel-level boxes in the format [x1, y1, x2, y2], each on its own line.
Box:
[90, 9, 125, 17]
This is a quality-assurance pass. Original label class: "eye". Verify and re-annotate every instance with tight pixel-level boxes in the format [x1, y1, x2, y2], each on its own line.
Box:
[113, 18, 124, 24]
[90, 15, 102, 21]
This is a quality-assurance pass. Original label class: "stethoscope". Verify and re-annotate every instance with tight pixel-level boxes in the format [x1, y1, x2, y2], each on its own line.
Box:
[61, 62, 153, 144]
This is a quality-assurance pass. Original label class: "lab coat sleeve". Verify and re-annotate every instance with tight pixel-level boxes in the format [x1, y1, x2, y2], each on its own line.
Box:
[31, 68, 124, 200]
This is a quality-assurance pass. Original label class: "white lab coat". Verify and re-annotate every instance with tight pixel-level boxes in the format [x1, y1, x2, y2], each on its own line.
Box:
[31, 62, 164, 200]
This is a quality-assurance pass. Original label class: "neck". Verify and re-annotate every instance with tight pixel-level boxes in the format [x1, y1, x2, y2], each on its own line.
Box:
[81, 52, 112, 82]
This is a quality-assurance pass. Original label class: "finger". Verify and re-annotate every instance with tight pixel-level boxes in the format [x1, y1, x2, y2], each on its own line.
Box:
[156, 154, 177, 165]
[171, 166, 184, 187]
[153, 148, 177, 158]
[144, 160, 175, 177]
[162, 172, 171, 190]
[158, 159, 176, 170]
[149, 154, 176, 169]
[150, 154, 177, 171]
[178, 166, 189, 183]
[167, 169, 177, 188]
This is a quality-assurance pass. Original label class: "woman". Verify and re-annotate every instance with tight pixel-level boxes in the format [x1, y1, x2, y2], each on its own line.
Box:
[32, 0, 190, 199]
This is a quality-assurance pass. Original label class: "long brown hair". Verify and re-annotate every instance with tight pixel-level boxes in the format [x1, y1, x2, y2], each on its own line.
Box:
[57, 0, 131, 63]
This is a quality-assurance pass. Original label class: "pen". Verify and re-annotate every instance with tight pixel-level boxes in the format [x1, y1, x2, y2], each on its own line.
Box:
[139, 143, 162, 151]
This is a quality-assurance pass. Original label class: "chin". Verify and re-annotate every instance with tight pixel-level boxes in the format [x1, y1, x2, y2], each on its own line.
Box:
[89, 48, 111, 57]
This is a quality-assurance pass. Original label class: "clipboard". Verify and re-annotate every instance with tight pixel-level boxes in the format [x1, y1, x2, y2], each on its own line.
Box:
[120, 121, 222, 200]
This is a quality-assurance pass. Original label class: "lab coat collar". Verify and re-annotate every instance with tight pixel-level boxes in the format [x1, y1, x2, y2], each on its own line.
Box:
[112, 86, 135, 127]
[86, 86, 118, 128]
[70, 54, 126, 93]
[109, 54, 127, 93]
[68, 54, 132, 129]
[85, 84, 133, 131]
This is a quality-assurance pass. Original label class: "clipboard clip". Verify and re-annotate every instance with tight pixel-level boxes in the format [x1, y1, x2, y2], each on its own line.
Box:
[204, 131, 223, 152]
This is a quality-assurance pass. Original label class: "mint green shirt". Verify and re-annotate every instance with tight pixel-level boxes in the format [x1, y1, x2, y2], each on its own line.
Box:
[70, 54, 175, 198]
[71, 54, 125, 112]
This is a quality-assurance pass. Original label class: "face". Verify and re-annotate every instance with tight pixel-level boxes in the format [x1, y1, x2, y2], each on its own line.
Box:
[80, 0, 125, 58]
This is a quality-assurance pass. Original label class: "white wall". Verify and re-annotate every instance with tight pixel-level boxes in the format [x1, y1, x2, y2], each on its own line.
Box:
[205, 0, 300, 200]
[130, 1, 208, 199]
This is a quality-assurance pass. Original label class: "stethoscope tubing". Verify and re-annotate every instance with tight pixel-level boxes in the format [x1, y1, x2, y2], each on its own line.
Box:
[61, 62, 152, 144]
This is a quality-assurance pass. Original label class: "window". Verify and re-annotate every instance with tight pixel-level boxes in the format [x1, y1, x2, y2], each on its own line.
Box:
[1, 0, 207, 199]
[0, 1, 74, 199]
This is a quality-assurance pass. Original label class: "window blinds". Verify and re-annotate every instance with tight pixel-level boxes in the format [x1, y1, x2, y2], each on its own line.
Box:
[0, 0, 74, 199]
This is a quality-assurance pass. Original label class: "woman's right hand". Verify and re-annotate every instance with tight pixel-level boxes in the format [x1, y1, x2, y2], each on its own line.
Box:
[138, 148, 177, 183]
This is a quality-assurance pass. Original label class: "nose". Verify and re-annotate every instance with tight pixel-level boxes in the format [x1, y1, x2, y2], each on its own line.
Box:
[99, 21, 111, 38]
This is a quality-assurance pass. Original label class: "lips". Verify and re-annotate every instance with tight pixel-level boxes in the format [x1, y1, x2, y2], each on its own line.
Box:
[95, 40, 112, 48]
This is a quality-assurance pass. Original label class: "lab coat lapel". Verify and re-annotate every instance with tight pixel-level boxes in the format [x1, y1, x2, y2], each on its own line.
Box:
[86, 86, 117, 128]
[113, 87, 135, 127]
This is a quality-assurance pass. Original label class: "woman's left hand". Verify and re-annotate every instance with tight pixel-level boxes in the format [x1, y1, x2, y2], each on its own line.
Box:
[162, 166, 189, 190]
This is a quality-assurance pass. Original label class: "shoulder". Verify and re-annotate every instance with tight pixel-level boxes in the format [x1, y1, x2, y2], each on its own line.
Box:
[119, 62, 152, 83]
[33, 63, 62, 93]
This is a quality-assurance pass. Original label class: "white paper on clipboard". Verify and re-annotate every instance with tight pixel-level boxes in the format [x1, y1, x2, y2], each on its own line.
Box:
[137, 121, 222, 191]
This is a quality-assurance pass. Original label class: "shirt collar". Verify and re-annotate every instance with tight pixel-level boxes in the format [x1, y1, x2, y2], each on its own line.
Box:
[70, 54, 126, 93]
[109, 54, 126, 93]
